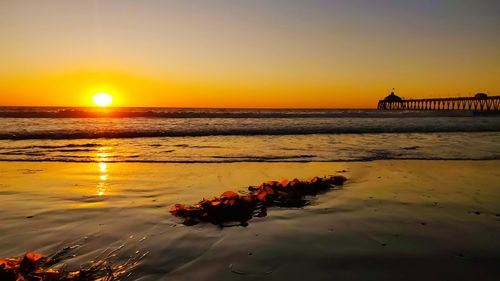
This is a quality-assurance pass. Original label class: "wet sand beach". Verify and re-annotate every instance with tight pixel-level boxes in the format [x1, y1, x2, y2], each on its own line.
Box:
[1, 160, 499, 280]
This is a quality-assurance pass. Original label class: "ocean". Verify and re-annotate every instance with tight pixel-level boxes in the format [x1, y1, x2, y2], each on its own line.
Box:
[1, 107, 500, 163]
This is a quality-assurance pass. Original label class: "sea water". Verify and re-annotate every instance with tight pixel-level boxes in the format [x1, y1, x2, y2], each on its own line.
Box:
[0, 107, 499, 162]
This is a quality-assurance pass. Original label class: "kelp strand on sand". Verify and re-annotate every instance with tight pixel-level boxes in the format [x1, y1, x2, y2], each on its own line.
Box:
[0, 243, 146, 281]
[170, 175, 347, 226]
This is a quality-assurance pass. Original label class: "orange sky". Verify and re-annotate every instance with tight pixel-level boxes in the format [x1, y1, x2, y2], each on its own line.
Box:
[1, 1, 499, 108]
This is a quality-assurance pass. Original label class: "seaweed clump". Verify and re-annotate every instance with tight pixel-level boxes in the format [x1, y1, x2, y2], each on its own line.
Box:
[170, 175, 347, 226]
[0, 245, 140, 281]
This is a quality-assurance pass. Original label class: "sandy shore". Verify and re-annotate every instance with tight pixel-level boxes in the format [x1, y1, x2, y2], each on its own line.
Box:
[0, 160, 499, 280]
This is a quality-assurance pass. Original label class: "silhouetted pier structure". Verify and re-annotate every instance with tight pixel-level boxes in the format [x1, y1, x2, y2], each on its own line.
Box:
[378, 91, 500, 111]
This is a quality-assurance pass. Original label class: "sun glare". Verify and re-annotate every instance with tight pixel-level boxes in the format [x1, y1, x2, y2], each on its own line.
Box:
[92, 93, 113, 107]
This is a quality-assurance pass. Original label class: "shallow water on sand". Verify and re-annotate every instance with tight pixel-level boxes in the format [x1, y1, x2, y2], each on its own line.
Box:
[1, 161, 499, 280]
[1, 132, 500, 162]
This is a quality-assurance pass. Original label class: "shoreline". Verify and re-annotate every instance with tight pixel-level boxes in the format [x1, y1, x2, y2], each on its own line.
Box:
[1, 158, 500, 163]
[3, 129, 500, 141]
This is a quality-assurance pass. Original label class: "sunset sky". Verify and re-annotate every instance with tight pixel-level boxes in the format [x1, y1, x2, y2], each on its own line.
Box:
[1, 0, 499, 108]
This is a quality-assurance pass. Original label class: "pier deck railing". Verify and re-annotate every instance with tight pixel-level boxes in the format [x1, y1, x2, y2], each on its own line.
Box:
[378, 96, 500, 111]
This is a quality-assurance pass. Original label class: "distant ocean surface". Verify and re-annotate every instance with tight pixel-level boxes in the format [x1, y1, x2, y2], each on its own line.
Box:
[1, 107, 499, 162]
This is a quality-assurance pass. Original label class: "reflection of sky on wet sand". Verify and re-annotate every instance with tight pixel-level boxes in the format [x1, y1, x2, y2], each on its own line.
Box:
[1, 160, 500, 280]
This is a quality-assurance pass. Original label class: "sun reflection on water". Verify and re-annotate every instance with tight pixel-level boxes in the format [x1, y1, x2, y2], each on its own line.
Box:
[96, 147, 110, 196]
[97, 147, 110, 162]
[97, 181, 106, 196]
[99, 162, 108, 173]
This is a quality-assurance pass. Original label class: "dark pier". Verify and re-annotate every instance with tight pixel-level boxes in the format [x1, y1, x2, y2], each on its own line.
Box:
[378, 91, 500, 111]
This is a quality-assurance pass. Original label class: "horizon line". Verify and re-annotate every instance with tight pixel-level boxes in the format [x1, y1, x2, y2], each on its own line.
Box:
[0, 105, 376, 110]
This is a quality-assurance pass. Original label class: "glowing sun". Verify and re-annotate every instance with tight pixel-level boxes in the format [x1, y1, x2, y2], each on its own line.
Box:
[92, 93, 113, 107]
